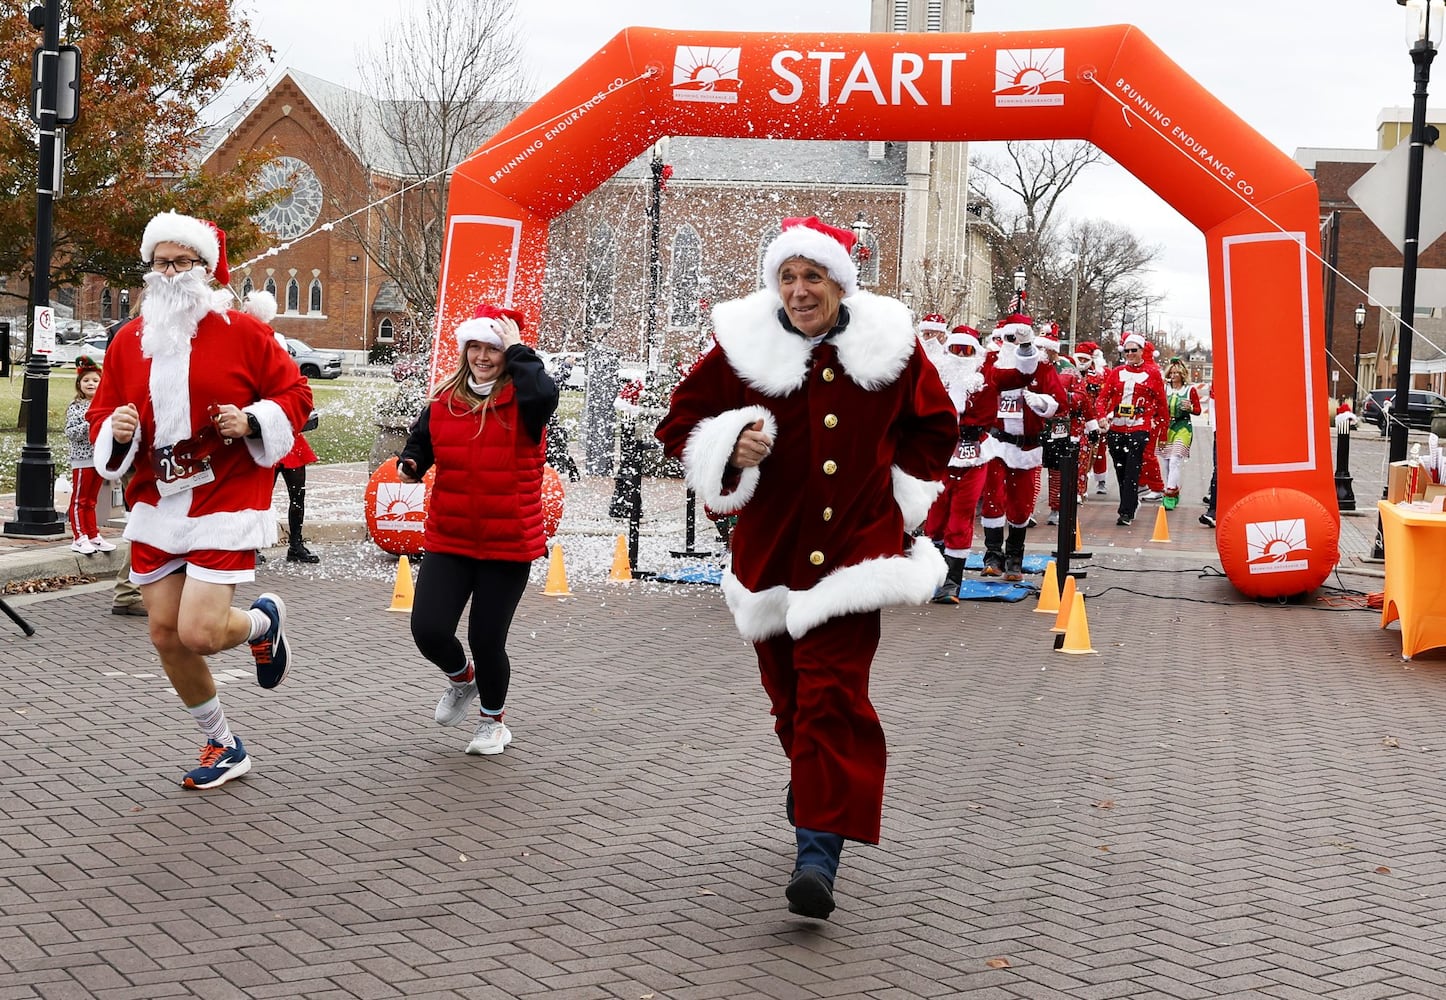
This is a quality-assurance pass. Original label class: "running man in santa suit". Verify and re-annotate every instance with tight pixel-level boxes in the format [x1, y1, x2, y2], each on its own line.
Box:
[978, 313, 1066, 581]
[656, 216, 956, 921]
[88, 210, 313, 790]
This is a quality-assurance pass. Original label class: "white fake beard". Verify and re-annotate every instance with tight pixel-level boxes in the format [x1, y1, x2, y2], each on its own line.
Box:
[140, 269, 215, 358]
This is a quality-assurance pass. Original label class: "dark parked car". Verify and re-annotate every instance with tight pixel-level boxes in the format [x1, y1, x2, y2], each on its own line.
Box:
[284, 337, 343, 379]
[1362, 388, 1446, 430]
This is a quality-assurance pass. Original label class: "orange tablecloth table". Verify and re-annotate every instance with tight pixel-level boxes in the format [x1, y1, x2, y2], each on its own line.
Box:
[1378, 499, 1446, 659]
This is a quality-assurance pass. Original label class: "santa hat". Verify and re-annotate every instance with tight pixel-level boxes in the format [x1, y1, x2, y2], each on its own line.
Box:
[1036, 323, 1061, 354]
[140, 211, 229, 285]
[946, 324, 982, 353]
[1073, 340, 1099, 365]
[1142, 341, 1156, 363]
[996, 312, 1034, 344]
[761, 216, 859, 297]
[919, 313, 948, 334]
[456, 302, 525, 350]
[1122, 332, 1146, 350]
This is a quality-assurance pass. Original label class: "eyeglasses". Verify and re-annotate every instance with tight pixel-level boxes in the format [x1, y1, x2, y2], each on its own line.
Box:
[947, 343, 977, 357]
[151, 257, 203, 273]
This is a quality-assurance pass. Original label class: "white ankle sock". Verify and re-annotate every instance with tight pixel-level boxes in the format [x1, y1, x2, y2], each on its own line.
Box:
[187, 696, 236, 748]
[245, 608, 270, 641]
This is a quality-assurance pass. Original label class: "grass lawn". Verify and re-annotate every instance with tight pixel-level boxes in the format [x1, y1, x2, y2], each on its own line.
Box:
[0, 372, 588, 493]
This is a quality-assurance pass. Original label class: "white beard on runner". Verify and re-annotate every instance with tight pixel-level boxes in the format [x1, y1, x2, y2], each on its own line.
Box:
[140, 269, 218, 359]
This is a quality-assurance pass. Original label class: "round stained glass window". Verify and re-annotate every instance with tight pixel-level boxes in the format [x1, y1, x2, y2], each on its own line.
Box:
[253, 156, 324, 241]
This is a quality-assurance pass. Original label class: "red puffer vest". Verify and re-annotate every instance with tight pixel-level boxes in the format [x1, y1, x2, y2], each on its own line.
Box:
[422, 383, 547, 562]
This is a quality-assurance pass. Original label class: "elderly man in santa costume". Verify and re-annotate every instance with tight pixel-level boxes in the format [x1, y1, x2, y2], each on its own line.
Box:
[656, 216, 956, 921]
[977, 313, 1066, 581]
[1099, 331, 1169, 525]
[87, 210, 313, 790]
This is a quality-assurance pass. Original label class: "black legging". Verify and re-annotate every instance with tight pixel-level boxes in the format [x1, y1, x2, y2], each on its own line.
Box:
[275, 464, 307, 546]
[410, 552, 530, 713]
[1106, 430, 1149, 520]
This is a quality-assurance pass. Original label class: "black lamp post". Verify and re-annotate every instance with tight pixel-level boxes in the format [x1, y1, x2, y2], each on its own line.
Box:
[5, 0, 68, 538]
[119, 287, 130, 320]
[1013, 268, 1026, 314]
[1390, 0, 1441, 468]
[1353, 302, 1367, 410]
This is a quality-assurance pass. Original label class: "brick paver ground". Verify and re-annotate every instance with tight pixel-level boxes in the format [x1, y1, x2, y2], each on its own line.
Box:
[2, 422, 1440, 998]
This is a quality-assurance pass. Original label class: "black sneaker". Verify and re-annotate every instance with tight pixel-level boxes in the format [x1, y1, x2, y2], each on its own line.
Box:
[248, 592, 291, 689]
[786, 868, 836, 920]
[286, 545, 320, 564]
[1116, 515, 1133, 526]
[1199, 512, 1216, 528]
[785, 783, 795, 826]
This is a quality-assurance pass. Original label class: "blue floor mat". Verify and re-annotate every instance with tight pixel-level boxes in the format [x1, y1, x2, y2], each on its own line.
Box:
[654, 563, 724, 586]
[955, 578, 1038, 602]
[962, 553, 1053, 573]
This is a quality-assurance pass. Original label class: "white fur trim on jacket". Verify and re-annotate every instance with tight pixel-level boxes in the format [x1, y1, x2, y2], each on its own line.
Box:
[125, 496, 278, 553]
[721, 536, 946, 642]
[141, 211, 219, 269]
[681, 404, 777, 514]
[91, 413, 140, 481]
[710, 289, 916, 396]
[241, 399, 296, 468]
[892, 465, 944, 531]
[981, 436, 1044, 470]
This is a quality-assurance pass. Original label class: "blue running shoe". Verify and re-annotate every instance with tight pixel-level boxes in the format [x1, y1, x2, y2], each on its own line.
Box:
[182, 737, 251, 789]
[248, 592, 291, 689]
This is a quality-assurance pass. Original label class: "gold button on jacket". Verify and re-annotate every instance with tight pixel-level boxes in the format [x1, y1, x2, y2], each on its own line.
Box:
[823, 414, 838, 428]
[823, 460, 837, 475]
[822, 507, 833, 521]
[809, 551, 825, 566]
[821, 368, 835, 382]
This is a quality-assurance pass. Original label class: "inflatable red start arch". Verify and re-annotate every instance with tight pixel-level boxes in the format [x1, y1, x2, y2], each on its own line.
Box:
[435, 24, 1339, 599]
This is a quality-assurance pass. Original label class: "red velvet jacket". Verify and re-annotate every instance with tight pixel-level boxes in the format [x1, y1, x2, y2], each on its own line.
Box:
[656, 290, 957, 641]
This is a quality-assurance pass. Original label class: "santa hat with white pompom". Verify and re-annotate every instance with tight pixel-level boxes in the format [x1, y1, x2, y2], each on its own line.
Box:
[140, 209, 279, 322]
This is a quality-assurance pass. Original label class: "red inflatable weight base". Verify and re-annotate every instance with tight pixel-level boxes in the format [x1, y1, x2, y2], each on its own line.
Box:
[366, 459, 565, 556]
[1216, 487, 1339, 599]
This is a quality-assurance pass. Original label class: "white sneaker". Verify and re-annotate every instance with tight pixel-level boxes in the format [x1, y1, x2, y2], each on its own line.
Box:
[90, 535, 116, 552]
[1140, 490, 1164, 501]
[1046, 511, 1060, 526]
[1095, 481, 1107, 495]
[434, 679, 478, 726]
[465, 718, 512, 755]
[70, 537, 95, 554]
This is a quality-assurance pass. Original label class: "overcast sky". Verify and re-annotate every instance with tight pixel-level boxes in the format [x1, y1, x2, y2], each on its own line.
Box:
[236, 0, 1422, 340]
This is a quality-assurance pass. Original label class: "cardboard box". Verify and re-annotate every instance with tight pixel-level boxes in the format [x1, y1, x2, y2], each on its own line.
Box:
[1425, 484, 1446, 503]
[1389, 461, 1413, 503]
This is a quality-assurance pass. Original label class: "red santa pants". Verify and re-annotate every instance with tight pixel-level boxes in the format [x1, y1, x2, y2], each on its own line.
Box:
[68, 467, 101, 540]
[1141, 439, 1165, 492]
[754, 609, 884, 844]
[1091, 437, 1109, 476]
[980, 459, 1040, 528]
[1045, 443, 1094, 511]
[924, 465, 988, 553]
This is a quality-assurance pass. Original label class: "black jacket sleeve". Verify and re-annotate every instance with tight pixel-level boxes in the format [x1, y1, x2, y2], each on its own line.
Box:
[506, 344, 561, 442]
[398, 404, 434, 477]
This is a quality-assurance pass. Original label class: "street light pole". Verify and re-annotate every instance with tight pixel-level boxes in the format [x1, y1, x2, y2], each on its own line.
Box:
[1375, 0, 1442, 561]
[5, 0, 67, 538]
[1390, 0, 1441, 468]
[1068, 255, 1080, 347]
[1013, 268, 1026, 313]
[1353, 302, 1367, 411]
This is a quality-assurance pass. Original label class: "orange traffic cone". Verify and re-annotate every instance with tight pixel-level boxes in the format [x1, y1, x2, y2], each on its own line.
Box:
[608, 535, 633, 583]
[1150, 505, 1171, 543]
[543, 542, 572, 596]
[1075, 520, 1083, 552]
[387, 555, 415, 613]
[1057, 591, 1096, 654]
[1050, 574, 1078, 633]
[1034, 560, 1060, 614]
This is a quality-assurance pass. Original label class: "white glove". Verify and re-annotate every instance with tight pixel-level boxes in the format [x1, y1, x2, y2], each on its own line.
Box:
[1023, 390, 1057, 417]
[1010, 325, 1035, 347]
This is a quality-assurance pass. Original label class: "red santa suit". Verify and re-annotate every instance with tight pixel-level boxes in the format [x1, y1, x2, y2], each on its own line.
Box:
[1043, 361, 1101, 516]
[88, 306, 313, 578]
[656, 287, 956, 845]
[978, 314, 1066, 580]
[1138, 341, 1167, 495]
[1099, 333, 1169, 524]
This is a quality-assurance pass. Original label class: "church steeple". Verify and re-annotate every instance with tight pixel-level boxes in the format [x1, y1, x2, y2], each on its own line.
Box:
[868, 0, 978, 322]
